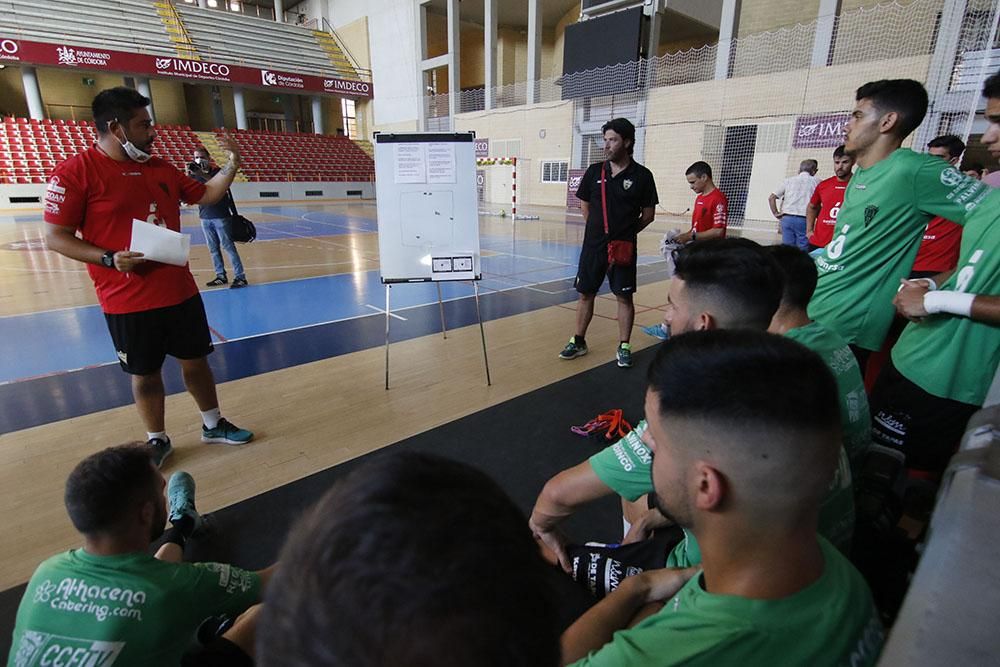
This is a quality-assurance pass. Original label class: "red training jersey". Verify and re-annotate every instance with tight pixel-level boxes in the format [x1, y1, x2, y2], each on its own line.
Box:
[911, 216, 962, 273]
[44, 147, 207, 314]
[691, 188, 728, 237]
[807, 175, 849, 248]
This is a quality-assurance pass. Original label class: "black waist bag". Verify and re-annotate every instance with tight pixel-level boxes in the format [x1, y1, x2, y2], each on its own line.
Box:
[225, 215, 257, 243]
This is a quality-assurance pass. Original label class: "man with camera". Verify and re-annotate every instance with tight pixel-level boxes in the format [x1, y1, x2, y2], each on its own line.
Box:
[189, 147, 248, 289]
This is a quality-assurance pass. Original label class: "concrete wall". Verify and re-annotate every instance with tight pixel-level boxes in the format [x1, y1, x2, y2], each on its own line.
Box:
[453, 100, 573, 207]
[328, 0, 421, 126]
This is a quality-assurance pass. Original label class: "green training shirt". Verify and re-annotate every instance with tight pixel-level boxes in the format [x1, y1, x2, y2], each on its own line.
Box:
[8, 550, 261, 666]
[786, 320, 872, 476]
[808, 149, 990, 351]
[570, 538, 884, 667]
[892, 194, 1000, 406]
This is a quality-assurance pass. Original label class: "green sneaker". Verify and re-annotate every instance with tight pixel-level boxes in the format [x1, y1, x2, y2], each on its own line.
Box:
[617, 343, 633, 368]
[559, 337, 588, 360]
[167, 471, 203, 532]
[201, 418, 254, 445]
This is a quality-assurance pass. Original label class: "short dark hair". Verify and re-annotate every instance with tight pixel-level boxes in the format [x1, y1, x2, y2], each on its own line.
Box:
[855, 79, 928, 139]
[672, 238, 784, 330]
[685, 161, 713, 179]
[647, 330, 839, 432]
[984, 70, 1000, 99]
[92, 86, 150, 134]
[602, 117, 636, 155]
[764, 244, 817, 311]
[833, 145, 847, 158]
[927, 134, 966, 160]
[65, 444, 159, 535]
[258, 452, 561, 667]
[961, 160, 985, 176]
[646, 330, 841, 508]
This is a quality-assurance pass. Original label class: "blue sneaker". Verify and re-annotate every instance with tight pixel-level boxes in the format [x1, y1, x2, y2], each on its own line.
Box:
[641, 323, 669, 340]
[167, 471, 203, 532]
[202, 418, 253, 445]
[147, 437, 173, 468]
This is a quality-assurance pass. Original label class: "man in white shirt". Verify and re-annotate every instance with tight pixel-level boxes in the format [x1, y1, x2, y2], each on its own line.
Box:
[769, 160, 820, 250]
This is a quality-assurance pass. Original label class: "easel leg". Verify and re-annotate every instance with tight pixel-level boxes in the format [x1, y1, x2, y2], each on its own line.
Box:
[474, 281, 491, 386]
[437, 282, 447, 339]
[384, 284, 391, 390]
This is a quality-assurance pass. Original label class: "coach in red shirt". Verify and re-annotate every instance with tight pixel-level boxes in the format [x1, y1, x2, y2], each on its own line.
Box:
[44, 87, 253, 466]
[806, 145, 854, 251]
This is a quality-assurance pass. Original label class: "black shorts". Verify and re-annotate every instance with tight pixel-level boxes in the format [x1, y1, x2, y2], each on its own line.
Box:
[869, 361, 979, 473]
[575, 243, 637, 296]
[565, 526, 683, 599]
[104, 294, 214, 375]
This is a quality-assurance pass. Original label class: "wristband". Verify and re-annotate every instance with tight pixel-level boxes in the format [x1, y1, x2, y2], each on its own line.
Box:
[921, 278, 938, 292]
[691, 229, 697, 241]
[923, 290, 974, 317]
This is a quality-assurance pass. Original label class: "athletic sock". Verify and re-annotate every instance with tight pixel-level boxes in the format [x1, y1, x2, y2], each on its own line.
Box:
[163, 514, 196, 549]
[575, 336, 586, 346]
[147, 431, 167, 442]
[201, 408, 221, 430]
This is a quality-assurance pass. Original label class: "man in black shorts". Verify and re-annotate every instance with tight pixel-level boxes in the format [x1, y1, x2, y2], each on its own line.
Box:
[559, 118, 658, 368]
[44, 87, 252, 466]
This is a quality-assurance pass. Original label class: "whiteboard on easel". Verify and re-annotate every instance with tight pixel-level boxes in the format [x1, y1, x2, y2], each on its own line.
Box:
[374, 132, 481, 283]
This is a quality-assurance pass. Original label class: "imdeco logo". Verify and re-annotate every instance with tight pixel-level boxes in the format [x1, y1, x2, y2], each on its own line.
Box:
[0, 38, 19, 61]
[156, 58, 231, 78]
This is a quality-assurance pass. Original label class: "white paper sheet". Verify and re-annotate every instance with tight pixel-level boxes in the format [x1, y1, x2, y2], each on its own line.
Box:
[393, 144, 427, 183]
[130, 219, 191, 266]
[426, 142, 456, 184]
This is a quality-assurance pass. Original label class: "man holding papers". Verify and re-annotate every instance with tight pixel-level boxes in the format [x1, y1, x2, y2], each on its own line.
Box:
[44, 87, 253, 467]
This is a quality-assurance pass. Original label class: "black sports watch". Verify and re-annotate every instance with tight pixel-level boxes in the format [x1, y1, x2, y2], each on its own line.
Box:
[101, 250, 116, 269]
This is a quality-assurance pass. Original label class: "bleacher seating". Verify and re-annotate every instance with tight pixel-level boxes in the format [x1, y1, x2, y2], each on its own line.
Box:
[176, 4, 360, 80]
[0, 0, 177, 57]
[0, 117, 203, 183]
[222, 129, 374, 182]
[0, 118, 374, 184]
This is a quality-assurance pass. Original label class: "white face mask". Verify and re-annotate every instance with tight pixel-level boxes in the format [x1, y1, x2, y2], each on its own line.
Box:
[115, 121, 152, 163]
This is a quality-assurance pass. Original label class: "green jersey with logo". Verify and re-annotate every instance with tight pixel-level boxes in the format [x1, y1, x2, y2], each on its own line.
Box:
[892, 195, 1000, 406]
[590, 322, 860, 555]
[786, 320, 872, 476]
[569, 538, 884, 667]
[8, 550, 261, 666]
[809, 149, 990, 351]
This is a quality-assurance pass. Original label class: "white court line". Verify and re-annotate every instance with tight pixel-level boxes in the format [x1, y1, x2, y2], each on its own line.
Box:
[364, 304, 407, 321]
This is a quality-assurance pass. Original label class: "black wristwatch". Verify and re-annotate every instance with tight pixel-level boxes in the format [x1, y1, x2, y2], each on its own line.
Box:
[101, 250, 116, 269]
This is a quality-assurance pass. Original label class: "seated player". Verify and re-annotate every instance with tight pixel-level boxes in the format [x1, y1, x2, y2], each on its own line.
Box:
[765, 244, 871, 478]
[8, 444, 273, 665]
[561, 331, 883, 666]
[257, 451, 562, 667]
[531, 241, 860, 590]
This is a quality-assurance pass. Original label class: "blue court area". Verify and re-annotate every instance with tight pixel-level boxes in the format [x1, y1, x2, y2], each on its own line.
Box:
[0, 205, 664, 384]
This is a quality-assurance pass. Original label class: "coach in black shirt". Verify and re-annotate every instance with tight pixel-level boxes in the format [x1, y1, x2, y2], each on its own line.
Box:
[559, 118, 658, 368]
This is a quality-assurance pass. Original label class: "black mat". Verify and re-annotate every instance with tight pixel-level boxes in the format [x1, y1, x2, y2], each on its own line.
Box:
[0, 346, 655, 655]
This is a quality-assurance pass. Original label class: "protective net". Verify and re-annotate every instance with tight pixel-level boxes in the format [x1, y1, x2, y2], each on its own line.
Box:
[423, 0, 1000, 230]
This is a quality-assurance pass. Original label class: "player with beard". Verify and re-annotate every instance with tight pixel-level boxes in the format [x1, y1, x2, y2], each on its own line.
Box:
[43, 87, 253, 467]
[560, 331, 883, 667]
[8, 444, 274, 665]
[559, 118, 658, 368]
[806, 145, 854, 251]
